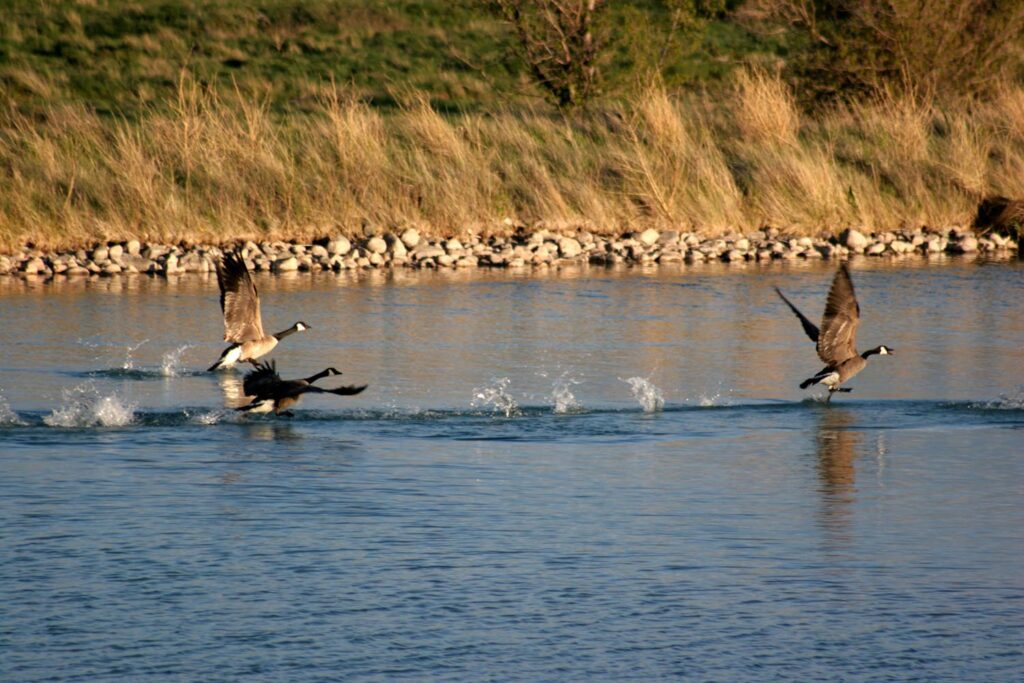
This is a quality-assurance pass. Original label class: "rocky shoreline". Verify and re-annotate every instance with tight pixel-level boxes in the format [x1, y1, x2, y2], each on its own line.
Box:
[1, 225, 1018, 278]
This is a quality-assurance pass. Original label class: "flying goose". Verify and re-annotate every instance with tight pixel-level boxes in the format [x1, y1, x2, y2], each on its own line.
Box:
[237, 360, 367, 417]
[208, 248, 310, 371]
[775, 264, 893, 402]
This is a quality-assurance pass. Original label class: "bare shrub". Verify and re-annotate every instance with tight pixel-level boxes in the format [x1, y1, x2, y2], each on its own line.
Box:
[492, 0, 604, 110]
[739, 0, 1024, 102]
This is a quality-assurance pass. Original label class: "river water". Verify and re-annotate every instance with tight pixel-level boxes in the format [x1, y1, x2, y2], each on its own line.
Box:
[2, 260, 1022, 681]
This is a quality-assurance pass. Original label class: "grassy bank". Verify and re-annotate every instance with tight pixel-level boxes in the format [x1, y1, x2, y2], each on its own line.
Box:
[2, 71, 1023, 252]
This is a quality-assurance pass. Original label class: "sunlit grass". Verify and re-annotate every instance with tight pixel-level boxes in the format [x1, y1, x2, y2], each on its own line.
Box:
[2, 72, 1023, 251]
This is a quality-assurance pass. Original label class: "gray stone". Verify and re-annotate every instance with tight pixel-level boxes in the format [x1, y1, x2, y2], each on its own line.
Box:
[401, 228, 421, 249]
[723, 249, 745, 262]
[391, 240, 408, 258]
[412, 244, 445, 260]
[108, 244, 124, 260]
[22, 257, 47, 274]
[558, 237, 582, 258]
[445, 238, 464, 253]
[91, 246, 109, 262]
[367, 237, 388, 254]
[842, 228, 869, 252]
[638, 228, 660, 246]
[951, 236, 979, 253]
[328, 237, 351, 256]
[272, 256, 300, 272]
[126, 240, 141, 256]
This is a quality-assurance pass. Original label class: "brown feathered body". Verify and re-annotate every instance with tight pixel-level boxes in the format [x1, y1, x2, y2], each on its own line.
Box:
[775, 264, 893, 398]
[238, 361, 367, 416]
[208, 249, 309, 371]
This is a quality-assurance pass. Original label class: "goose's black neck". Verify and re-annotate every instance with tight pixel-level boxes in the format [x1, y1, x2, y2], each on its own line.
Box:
[861, 345, 886, 359]
[303, 368, 333, 384]
[274, 325, 300, 340]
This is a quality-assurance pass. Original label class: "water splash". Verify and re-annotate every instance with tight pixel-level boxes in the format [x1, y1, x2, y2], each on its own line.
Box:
[44, 384, 136, 427]
[471, 377, 521, 417]
[622, 376, 665, 413]
[688, 383, 734, 407]
[551, 372, 583, 414]
[0, 393, 25, 426]
[161, 345, 193, 377]
[975, 387, 1024, 410]
[121, 339, 149, 370]
[187, 409, 228, 425]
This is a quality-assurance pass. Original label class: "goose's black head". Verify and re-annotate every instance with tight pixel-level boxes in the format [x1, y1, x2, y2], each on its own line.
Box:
[862, 345, 894, 358]
[274, 321, 312, 340]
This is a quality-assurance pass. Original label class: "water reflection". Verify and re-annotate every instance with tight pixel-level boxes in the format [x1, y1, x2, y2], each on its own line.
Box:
[242, 421, 301, 442]
[813, 407, 859, 544]
[217, 372, 249, 409]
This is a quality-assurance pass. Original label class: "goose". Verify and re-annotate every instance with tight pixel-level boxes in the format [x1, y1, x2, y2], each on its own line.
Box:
[208, 248, 310, 371]
[237, 360, 367, 417]
[774, 264, 893, 402]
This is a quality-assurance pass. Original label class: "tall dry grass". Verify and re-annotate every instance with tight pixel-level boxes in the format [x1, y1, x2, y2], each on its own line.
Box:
[1, 72, 1023, 252]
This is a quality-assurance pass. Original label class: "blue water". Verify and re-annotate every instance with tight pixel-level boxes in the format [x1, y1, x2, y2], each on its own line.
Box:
[2, 260, 1023, 681]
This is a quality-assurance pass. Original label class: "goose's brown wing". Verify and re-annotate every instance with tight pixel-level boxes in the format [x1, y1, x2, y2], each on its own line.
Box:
[216, 249, 265, 343]
[817, 264, 861, 364]
[774, 287, 820, 343]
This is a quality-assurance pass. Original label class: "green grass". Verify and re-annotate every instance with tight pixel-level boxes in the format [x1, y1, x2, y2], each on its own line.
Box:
[0, 0, 780, 116]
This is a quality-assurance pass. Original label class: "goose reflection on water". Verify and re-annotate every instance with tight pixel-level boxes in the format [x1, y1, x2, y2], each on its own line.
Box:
[813, 407, 861, 543]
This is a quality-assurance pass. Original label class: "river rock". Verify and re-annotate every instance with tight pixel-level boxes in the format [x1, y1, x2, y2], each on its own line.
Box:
[272, 256, 299, 272]
[412, 243, 445, 260]
[126, 240, 141, 256]
[91, 246, 109, 262]
[558, 237, 582, 258]
[401, 228, 421, 249]
[108, 244, 124, 260]
[951, 236, 979, 253]
[22, 257, 47, 275]
[842, 228, 869, 252]
[637, 228, 660, 246]
[328, 237, 351, 256]
[367, 236, 388, 254]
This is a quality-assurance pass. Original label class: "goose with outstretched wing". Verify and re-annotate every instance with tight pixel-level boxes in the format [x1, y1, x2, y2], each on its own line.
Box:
[775, 264, 893, 402]
[237, 360, 367, 417]
[208, 248, 310, 371]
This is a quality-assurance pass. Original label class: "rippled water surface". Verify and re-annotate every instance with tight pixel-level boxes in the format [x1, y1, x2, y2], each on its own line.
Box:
[2, 260, 1023, 681]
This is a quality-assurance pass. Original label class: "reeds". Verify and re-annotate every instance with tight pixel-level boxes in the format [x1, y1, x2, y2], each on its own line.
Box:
[2, 71, 1022, 252]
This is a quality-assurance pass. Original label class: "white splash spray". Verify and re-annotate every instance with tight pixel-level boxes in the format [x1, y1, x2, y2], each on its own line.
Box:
[622, 376, 665, 413]
[979, 386, 1024, 410]
[0, 392, 25, 426]
[471, 377, 520, 417]
[161, 345, 193, 377]
[551, 372, 583, 414]
[121, 339, 149, 370]
[44, 384, 136, 427]
[188, 409, 226, 425]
